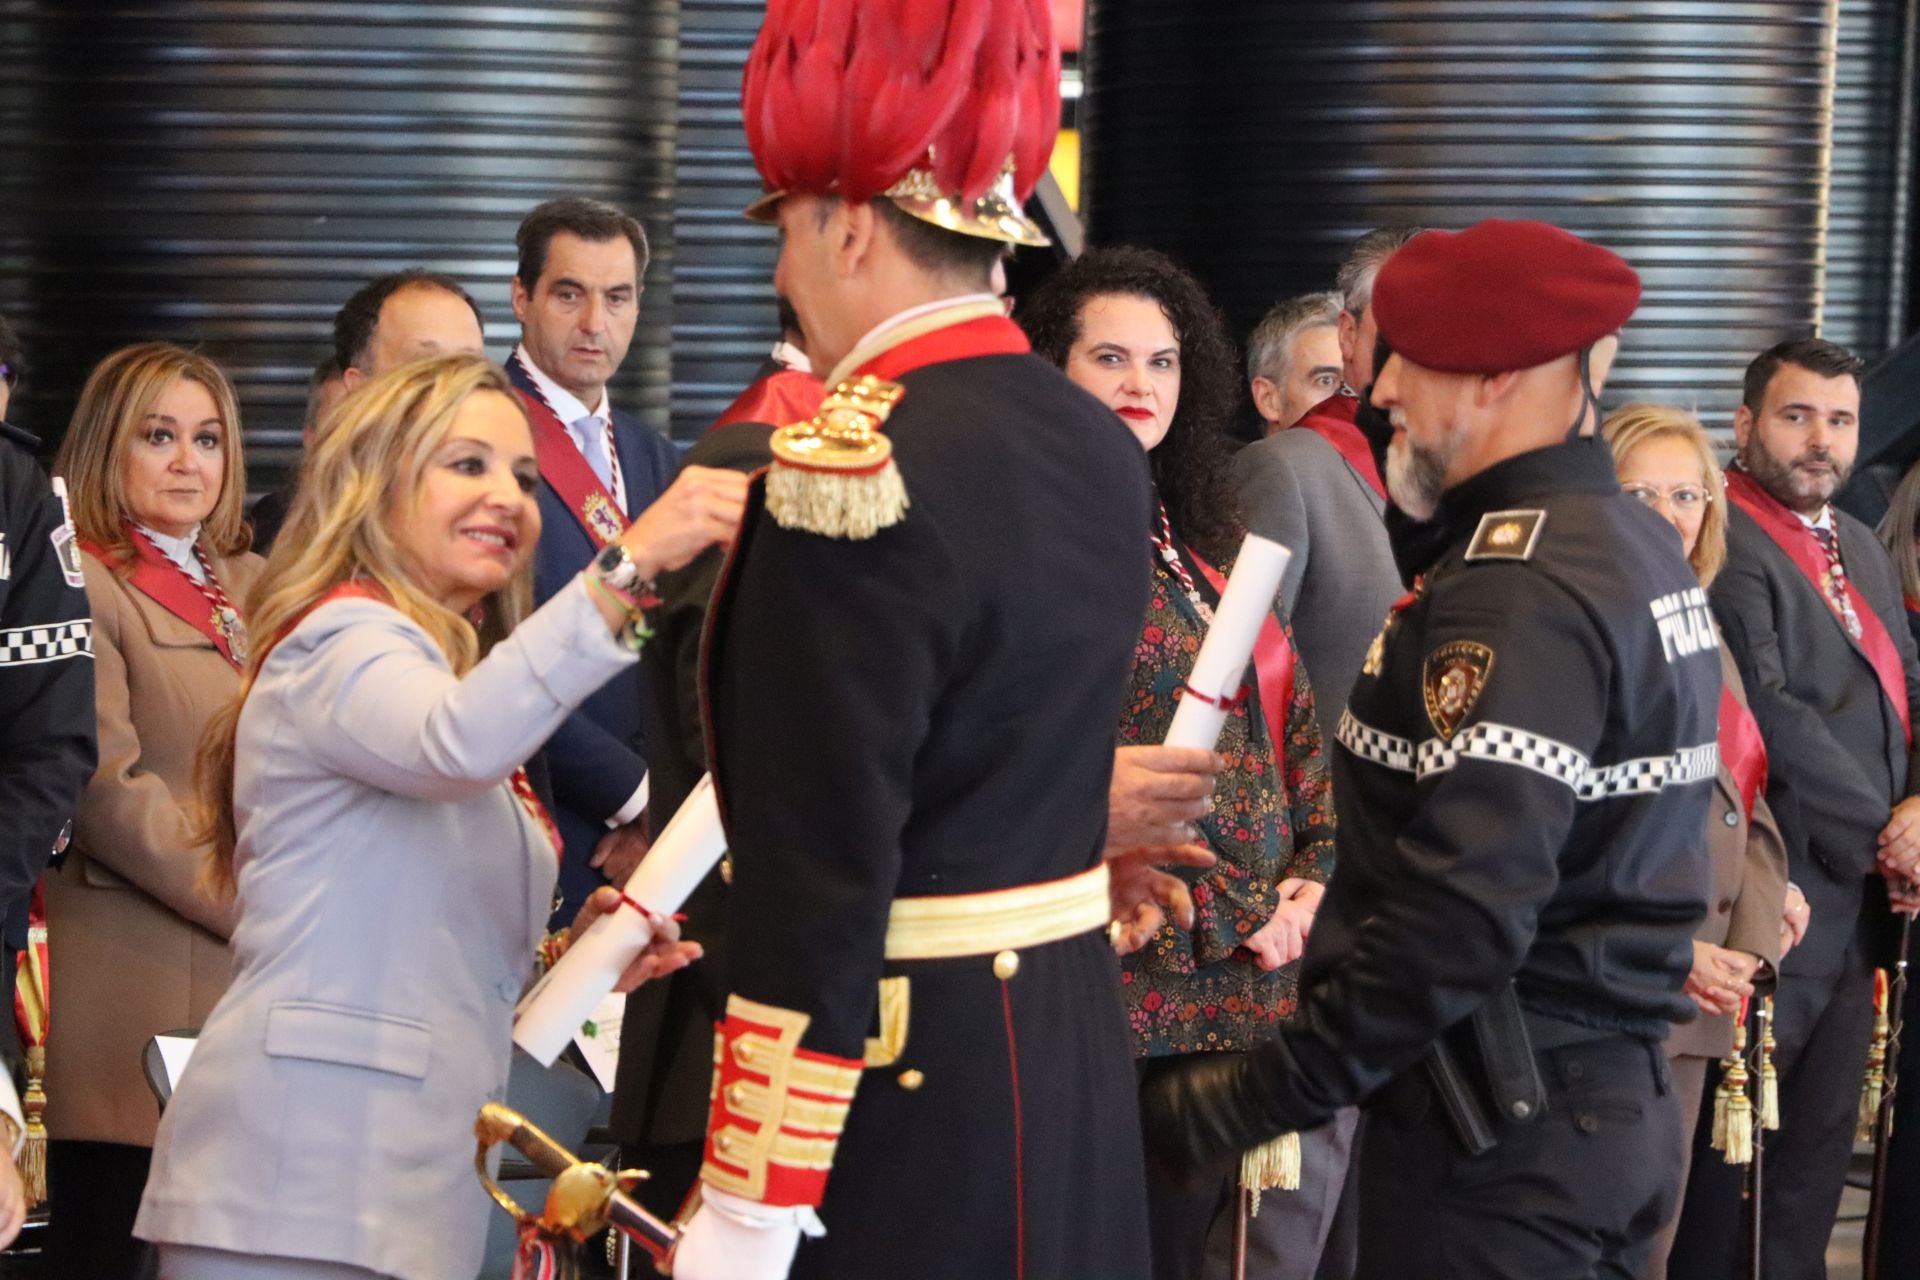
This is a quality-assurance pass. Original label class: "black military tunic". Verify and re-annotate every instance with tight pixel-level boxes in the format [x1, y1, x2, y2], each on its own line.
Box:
[0, 423, 94, 986]
[1180, 437, 1721, 1279]
[698, 314, 1155, 1279]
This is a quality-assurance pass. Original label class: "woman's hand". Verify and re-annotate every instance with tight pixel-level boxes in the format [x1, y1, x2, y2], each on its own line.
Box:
[564, 886, 704, 993]
[619, 467, 751, 581]
[1684, 940, 1759, 1017]
[1241, 878, 1325, 972]
[1780, 883, 1811, 954]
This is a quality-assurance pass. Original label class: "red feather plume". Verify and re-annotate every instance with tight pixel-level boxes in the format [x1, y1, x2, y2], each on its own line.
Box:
[742, 0, 1061, 206]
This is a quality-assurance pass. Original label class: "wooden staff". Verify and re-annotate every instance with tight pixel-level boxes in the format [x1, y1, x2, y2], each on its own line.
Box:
[1865, 916, 1913, 1280]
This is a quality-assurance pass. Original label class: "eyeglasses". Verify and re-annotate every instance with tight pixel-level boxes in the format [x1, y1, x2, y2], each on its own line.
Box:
[0, 362, 13, 388]
[1623, 483, 1712, 514]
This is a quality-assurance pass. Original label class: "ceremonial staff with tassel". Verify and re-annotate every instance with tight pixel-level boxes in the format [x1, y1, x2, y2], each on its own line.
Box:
[1864, 919, 1912, 1280]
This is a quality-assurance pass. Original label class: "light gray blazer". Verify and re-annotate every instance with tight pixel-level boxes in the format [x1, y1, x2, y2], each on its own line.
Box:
[137, 579, 636, 1280]
[1233, 428, 1403, 748]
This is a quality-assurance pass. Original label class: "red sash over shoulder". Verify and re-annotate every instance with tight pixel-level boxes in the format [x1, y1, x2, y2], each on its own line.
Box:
[1718, 685, 1769, 823]
[1192, 554, 1298, 762]
[711, 367, 828, 431]
[1724, 467, 1911, 745]
[81, 529, 245, 667]
[1292, 391, 1386, 500]
[515, 389, 629, 551]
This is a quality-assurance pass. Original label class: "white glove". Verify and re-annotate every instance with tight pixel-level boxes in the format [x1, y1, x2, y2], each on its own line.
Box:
[671, 1184, 824, 1280]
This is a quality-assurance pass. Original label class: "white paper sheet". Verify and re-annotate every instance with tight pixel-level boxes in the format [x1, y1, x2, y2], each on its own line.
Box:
[514, 774, 728, 1065]
[1164, 534, 1293, 750]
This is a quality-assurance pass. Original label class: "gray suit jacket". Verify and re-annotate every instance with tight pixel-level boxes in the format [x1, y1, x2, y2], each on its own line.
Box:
[1233, 427, 1403, 747]
[137, 581, 637, 1280]
[1711, 503, 1920, 977]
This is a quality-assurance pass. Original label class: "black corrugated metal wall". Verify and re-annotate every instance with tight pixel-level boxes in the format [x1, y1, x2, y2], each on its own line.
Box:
[1828, 0, 1912, 360]
[0, 1, 678, 486]
[2, 4, 1914, 468]
[672, 0, 779, 439]
[1082, 0, 1916, 427]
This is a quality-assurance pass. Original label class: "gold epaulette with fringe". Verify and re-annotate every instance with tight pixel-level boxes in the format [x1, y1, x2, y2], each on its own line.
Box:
[765, 375, 909, 540]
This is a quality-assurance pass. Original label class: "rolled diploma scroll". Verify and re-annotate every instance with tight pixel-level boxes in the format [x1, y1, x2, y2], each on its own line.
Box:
[513, 773, 727, 1066]
[1163, 534, 1293, 750]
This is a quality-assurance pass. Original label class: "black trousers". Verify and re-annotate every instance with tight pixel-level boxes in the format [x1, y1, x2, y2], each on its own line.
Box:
[790, 934, 1150, 1280]
[1358, 1035, 1682, 1280]
[46, 1139, 156, 1280]
[1668, 953, 1876, 1280]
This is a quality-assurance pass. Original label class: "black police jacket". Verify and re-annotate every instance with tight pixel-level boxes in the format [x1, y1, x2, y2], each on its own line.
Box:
[0, 422, 95, 950]
[1142, 436, 1721, 1153]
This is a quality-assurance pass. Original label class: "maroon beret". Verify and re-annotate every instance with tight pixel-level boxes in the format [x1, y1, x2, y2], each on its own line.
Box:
[1371, 220, 1641, 374]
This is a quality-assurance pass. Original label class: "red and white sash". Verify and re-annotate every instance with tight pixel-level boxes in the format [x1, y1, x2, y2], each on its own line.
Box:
[1724, 468, 1911, 745]
[82, 527, 247, 668]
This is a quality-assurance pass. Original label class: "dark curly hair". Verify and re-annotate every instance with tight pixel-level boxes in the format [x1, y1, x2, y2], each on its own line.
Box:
[1017, 246, 1242, 567]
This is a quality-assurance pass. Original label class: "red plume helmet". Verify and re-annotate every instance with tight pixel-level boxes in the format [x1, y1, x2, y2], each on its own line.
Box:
[741, 0, 1060, 246]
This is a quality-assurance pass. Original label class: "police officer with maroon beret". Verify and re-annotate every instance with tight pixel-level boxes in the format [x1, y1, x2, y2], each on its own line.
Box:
[1141, 221, 1722, 1278]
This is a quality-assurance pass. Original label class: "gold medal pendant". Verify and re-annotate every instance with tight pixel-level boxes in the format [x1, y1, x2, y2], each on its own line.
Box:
[214, 606, 248, 665]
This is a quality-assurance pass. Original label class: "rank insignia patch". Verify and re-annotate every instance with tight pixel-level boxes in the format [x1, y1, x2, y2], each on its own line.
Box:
[1424, 641, 1494, 739]
[1465, 509, 1546, 562]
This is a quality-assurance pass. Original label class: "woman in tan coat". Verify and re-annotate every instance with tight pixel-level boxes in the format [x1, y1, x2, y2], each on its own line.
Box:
[47, 343, 263, 1278]
[1602, 405, 1807, 1280]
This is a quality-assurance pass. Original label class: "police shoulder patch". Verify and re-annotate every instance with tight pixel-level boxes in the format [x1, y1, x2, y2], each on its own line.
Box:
[1424, 640, 1495, 739]
[1465, 509, 1547, 562]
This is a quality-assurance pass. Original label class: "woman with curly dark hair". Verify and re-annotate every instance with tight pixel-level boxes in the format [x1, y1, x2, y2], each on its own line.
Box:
[1020, 248, 1340, 1280]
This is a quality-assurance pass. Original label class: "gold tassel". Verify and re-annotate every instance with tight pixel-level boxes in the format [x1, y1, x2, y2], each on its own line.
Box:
[1711, 1054, 1734, 1152]
[765, 461, 909, 540]
[765, 377, 910, 540]
[19, 1045, 46, 1207]
[1720, 1018, 1754, 1165]
[1239, 1131, 1301, 1218]
[1861, 970, 1890, 1143]
[1760, 996, 1780, 1132]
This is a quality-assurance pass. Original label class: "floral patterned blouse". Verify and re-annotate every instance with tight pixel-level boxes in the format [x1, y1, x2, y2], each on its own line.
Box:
[1118, 525, 1336, 1058]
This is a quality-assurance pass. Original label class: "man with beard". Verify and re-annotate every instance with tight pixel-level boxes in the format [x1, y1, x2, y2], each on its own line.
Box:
[1139, 220, 1723, 1279]
[1668, 338, 1920, 1279]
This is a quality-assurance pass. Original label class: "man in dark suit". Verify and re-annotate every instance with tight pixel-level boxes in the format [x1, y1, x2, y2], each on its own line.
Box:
[248, 356, 346, 554]
[504, 197, 680, 922]
[1672, 337, 1920, 1279]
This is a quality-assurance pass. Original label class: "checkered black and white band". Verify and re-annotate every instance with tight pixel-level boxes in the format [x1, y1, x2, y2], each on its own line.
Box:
[0, 620, 92, 667]
[1336, 709, 1718, 801]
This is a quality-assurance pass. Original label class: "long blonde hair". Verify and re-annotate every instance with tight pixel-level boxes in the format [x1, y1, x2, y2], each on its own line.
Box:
[1880, 459, 1920, 607]
[53, 343, 250, 561]
[1601, 403, 1728, 587]
[198, 355, 535, 895]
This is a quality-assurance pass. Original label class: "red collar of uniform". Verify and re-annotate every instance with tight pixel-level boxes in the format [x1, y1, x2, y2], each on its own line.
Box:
[847, 314, 1031, 384]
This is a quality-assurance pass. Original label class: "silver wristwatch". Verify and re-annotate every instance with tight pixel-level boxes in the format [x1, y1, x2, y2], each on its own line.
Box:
[592, 542, 647, 594]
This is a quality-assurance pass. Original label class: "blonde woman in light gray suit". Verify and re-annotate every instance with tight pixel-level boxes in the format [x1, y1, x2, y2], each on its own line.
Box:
[135, 355, 748, 1280]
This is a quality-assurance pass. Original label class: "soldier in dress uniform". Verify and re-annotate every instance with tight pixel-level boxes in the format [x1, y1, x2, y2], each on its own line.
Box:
[665, 3, 1157, 1278]
[1140, 220, 1723, 1279]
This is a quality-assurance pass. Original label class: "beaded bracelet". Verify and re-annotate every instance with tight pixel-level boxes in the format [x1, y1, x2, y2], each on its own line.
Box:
[585, 574, 655, 653]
